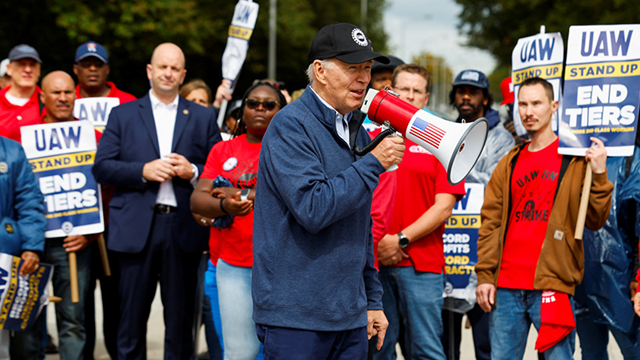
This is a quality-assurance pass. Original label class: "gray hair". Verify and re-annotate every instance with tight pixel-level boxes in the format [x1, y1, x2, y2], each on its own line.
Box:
[306, 59, 335, 85]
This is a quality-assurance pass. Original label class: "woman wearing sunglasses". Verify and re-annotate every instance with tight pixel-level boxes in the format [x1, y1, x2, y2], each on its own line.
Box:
[191, 81, 286, 360]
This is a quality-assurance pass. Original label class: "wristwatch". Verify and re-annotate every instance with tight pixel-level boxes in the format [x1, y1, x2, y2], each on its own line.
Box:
[398, 232, 409, 248]
[240, 188, 250, 201]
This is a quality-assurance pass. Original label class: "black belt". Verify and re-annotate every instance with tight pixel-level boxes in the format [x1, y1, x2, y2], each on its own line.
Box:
[154, 204, 178, 214]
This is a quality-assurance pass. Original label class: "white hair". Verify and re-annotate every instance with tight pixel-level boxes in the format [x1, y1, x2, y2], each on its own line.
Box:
[306, 59, 335, 86]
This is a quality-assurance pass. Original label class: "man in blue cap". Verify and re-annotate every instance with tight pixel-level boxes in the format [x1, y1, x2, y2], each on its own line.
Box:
[72, 40, 135, 360]
[73, 41, 135, 102]
[441, 69, 514, 360]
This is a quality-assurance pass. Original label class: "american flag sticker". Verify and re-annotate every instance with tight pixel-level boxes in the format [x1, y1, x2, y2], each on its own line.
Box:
[409, 117, 446, 149]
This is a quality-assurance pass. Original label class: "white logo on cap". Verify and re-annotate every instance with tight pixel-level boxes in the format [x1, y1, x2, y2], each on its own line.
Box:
[87, 43, 97, 52]
[351, 28, 368, 47]
[461, 71, 480, 81]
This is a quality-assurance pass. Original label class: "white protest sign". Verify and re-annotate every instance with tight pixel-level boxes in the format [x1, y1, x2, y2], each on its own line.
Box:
[73, 97, 120, 132]
[221, 0, 260, 82]
[21, 121, 104, 238]
[511, 32, 564, 137]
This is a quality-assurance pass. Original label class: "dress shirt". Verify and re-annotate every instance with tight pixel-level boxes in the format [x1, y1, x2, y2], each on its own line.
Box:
[149, 90, 179, 207]
[309, 86, 352, 145]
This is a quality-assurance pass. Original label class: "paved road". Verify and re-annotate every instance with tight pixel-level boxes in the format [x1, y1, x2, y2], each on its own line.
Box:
[44, 284, 624, 359]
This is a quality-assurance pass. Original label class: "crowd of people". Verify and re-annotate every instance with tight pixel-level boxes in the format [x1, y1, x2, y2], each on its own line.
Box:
[0, 21, 638, 360]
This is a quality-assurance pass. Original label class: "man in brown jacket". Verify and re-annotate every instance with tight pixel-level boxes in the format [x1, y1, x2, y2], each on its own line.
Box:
[475, 77, 612, 360]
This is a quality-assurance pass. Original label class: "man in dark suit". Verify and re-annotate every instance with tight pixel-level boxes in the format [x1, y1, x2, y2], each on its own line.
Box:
[93, 43, 221, 360]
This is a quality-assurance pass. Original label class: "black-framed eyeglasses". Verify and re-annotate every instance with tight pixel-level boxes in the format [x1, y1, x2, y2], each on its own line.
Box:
[245, 99, 278, 110]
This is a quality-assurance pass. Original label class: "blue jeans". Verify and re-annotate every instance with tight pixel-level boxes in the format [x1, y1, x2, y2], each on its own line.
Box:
[204, 260, 224, 359]
[490, 288, 575, 360]
[373, 267, 446, 360]
[216, 259, 263, 360]
[576, 313, 640, 360]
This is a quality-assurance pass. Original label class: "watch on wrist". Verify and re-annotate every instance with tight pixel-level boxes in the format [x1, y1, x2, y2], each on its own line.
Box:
[398, 232, 409, 248]
[240, 188, 250, 201]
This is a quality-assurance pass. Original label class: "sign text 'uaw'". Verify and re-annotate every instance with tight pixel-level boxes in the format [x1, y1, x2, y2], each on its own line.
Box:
[20, 121, 104, 238]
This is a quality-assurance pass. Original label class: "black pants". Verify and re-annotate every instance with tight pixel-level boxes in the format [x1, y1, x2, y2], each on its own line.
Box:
[442, 303, 491, 360]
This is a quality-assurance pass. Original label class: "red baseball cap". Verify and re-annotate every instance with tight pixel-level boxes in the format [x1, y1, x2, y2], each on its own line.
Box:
[500, 77, 514, 105]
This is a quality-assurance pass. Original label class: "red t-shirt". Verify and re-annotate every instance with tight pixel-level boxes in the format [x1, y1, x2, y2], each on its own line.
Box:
[75, 82, 136, 103]
[0, 86, 44, 142]
[498, 138, 562, 290]
[201, 134, 261, 267]
[387, 138, 466, 273]
[369, 129, 398, 270]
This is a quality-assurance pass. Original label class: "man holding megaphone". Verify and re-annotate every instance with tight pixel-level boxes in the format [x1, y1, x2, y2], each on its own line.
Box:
[252, 23, 404, 359]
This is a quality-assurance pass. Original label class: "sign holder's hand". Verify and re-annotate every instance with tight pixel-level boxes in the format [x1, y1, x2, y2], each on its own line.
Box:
[63, 234, 93, 303]
[575, 137, 607, 240]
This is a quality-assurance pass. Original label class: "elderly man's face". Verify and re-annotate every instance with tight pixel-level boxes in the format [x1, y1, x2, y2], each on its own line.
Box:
[319, 59, 373, 115]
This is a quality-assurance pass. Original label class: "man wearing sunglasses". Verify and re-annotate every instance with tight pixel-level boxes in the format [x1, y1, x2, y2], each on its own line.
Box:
[252, 23, 405, 359]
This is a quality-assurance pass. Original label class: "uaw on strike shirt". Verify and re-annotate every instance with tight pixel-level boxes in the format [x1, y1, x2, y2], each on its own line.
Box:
[498, 138, 562, 290]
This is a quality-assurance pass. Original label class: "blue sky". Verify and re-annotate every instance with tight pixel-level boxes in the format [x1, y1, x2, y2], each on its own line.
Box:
[383, 0, 497, 76]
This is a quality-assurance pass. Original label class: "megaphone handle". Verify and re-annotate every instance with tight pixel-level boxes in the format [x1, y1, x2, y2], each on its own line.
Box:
[385, 131, 402, 172]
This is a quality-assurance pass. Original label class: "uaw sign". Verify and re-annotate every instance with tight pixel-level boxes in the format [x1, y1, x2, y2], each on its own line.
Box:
[20, 121, 104, 238]
[73, 97, 120, 132]
[443, 182, 483, 308]
[221, 0, 260, 83]
[512, 32, 564, 137]
[0, 253, 52, 331]
[560, 24, 640, 156]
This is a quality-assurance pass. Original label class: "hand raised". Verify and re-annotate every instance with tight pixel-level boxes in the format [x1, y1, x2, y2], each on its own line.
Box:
[585, 137, 607, 174]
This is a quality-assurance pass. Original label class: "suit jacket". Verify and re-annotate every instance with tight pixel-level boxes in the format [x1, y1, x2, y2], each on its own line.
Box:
[93, 94, 222, 253]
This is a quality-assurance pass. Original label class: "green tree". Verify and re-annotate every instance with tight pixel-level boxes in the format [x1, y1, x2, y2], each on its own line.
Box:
[0, 0, 388, 97]
[455, 0, 636, 68]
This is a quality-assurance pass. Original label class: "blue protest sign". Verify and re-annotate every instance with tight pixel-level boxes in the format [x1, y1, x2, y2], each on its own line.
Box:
[443, 183, 483, 306]
[20, 121, 104, 238]
[0, 253, 53, 331]
[560, 25, 640, 156]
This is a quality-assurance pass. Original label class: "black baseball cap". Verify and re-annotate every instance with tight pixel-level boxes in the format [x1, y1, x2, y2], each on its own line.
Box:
[308, 23, 389, 65]
[8, 44, 41, 63]
[371, 55, 404, 75]
[452, 70, 489, 89]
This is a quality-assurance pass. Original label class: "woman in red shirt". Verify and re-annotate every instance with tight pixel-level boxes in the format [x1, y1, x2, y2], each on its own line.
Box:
[191, 82, 286, 359]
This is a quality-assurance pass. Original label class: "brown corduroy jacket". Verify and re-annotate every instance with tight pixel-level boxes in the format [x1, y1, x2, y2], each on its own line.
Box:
[476, 144, 613, 295]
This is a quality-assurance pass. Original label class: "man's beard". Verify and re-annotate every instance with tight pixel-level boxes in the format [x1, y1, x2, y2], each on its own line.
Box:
[523, 116, 538, 137]
[456, 101, 479, 119]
